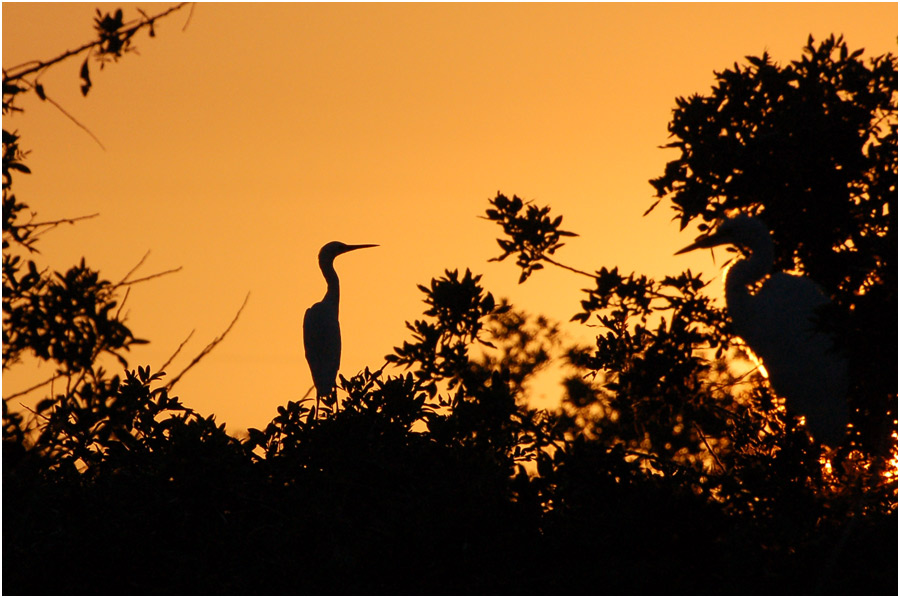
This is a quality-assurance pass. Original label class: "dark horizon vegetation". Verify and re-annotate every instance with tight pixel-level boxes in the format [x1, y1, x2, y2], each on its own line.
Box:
[3, 7, 897, 595]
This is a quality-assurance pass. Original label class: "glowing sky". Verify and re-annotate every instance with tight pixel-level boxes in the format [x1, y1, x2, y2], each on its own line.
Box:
[2, 2, 896, 432]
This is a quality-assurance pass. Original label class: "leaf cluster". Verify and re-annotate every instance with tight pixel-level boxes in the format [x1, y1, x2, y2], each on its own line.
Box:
[485, 192, 578, 282]
[3, 259, 145, 373]
[388, 268, 505, 395]
[385, 270, 561, 468]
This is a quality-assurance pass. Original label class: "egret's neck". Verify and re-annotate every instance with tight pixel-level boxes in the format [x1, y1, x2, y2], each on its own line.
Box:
[732, 234, 774, 288]
[320, 259, 340, 311]
[723, 236, 773, 329]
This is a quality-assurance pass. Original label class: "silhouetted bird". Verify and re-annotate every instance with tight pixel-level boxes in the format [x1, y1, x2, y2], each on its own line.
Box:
[676, 215, 848, 445]
[304, 241, 377, 412]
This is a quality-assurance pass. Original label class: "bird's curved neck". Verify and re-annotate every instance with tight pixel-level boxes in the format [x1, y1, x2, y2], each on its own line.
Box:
[729, 234, 773, 284]
[320, 258, 340, 310]
[723, 236, 773, 312]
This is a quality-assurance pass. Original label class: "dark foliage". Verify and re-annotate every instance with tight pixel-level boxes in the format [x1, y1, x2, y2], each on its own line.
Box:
[486, 192, 579, 282]
[648, 34, 898, 455]
[4, 23, 897, 596]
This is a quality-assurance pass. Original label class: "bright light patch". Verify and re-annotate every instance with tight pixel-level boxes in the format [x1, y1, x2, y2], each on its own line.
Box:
[751, 354, 769, 379]
[884, 426, 899, 485]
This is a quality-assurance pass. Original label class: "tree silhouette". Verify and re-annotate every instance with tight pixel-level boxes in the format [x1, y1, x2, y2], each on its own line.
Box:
[479, 33, 897, 592]
[648, 34, 898, 457]
[4, 20, 897, 596]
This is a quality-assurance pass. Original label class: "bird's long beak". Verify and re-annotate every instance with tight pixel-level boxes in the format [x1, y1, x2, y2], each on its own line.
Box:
[674, 232, 717, 255]
[339, 243, 378, 255]
[675, 239, 704, 255]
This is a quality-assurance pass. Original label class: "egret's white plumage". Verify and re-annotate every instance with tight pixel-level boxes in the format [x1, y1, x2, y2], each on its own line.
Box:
[677, 215, 848, 444]
[303, 241, 377, 401]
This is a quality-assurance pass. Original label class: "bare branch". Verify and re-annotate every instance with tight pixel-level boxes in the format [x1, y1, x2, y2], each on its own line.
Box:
[541, 255, 594, 278]
[3, 374, 61, 401]
[160, 329, 196, 372]
[4, 39, 99, 83]
[32, 89, 106, 151]
[114, 250, 181, 288]
[24, 213, 100, 240]
[118, 251, 152, 286]
[114, 285, 131, 321]
[17, 401, 51, 424]
[117, 266, 183, 287]
[166, 292, 250, 391]
[182, 3, 197, 32]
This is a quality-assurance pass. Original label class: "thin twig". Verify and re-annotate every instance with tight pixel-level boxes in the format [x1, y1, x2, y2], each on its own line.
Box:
[36, 91, 106, 151]
[542, 255, 703, 307]
[114, 286, 131, 321]
[542, 255, 594, 278]
[694, 422, 726, 474]
[26, 213, 100, 240]
[17, 401, 51, 423]
[166, 293, 250, 391]
[117, 266, 183, 287]
[24, 212, 100, 229]
[113, 251, 181, 289]
[118, 250, 151, 285]
[182, 2, 196, 32]
[160, 329, 195, 372]
[3, 374, 61, 401]
[63, 369, 89, 405]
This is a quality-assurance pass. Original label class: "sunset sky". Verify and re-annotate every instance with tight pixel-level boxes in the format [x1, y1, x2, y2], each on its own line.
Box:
[3, 2, 897, 433]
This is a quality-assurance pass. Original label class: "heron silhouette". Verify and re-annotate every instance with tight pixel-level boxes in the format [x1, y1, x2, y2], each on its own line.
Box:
[676, 215, 849, 445]
[304, 241, 377, 415]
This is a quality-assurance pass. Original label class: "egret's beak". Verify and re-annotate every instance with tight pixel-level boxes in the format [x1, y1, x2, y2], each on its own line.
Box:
[674, 232, 719, 255]
[340, 243, 379, 255]
[675, 239, 703, 255]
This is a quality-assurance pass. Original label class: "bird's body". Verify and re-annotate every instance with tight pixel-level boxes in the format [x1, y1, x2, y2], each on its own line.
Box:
[303, 299, 341, 398]
[303, 241, 377, 404]
[677, 215, 848, 444]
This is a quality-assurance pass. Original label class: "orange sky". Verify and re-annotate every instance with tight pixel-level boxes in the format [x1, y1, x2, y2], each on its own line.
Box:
[2, 2, 897, 433]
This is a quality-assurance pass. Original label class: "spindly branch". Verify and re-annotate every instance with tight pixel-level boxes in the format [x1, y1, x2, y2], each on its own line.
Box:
[2, 3, 190, 85]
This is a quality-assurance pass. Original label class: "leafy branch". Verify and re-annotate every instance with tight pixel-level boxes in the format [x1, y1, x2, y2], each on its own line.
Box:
[3, 4, 192, 147]
[483, 192, 581, 282]
[3, 3, 190, 90]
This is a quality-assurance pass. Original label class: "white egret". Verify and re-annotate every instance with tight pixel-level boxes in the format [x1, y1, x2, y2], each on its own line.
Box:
[303, 241, 377, 411]
[676, 215, 848, 445]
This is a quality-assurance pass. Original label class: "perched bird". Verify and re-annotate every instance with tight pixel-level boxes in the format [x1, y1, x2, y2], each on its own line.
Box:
[303, 242, 377, 409]
[676, 215, 848, 444]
